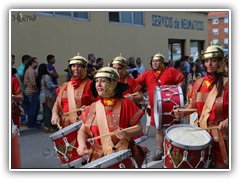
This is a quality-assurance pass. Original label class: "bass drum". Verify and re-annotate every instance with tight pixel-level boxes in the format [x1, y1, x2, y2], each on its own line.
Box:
[154, 85, 185, 130]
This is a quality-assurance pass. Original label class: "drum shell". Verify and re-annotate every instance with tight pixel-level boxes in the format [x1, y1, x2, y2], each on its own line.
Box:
[164, 124, 212, 168]
[81, 149, 133, 168]
[11, 125, 21, 168]
[50, 121, 84, 167]
[154, 85, 185, 129]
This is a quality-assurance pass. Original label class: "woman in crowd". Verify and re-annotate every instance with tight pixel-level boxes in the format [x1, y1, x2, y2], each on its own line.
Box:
[36, 63, 58, 133]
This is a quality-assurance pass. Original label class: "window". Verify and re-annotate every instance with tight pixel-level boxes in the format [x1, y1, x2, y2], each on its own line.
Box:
[224, 17, 228, 24]
[73, 12, 88, 19]
[55, 12, 72, 17]
[212, 18, 219, 24]
[224, 38, 228, 44]
[224, 28, 228, 34]
[212, 29, 218, 35]
[109, 12, 144, 25]
[212, 39, 219, 44]
[38, 11, 89, 20]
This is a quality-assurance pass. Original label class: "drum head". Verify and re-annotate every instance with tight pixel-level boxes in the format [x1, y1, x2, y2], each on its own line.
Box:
[154, 86, 162, 130]
[165, 124, 212, 150]
[81, 149, 132, 168]
[50, 121, 82, 140]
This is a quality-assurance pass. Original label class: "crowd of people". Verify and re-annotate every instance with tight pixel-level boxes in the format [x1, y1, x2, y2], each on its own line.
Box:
[11, 45, 229, 169]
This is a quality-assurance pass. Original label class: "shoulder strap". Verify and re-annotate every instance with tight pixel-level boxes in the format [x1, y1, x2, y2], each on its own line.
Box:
[191, 77, 204, 106]
[108, 98, 123, 131]
[56, 82, 68, 111]
[76, 78, 89, 108]
[67, 82, 78, 123]
[84, 103, 96, 138]
[96, 100, 115, 155]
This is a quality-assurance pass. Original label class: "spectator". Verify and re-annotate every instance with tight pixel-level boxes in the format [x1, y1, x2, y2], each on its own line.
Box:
[17, 55, 31, 125]
[136, 57, 145, 74]
[47, 55, 59, 86]
[95, 57, 104, 70]
[87, 53, 96, 80]
[23, 57, 41, 128]
[128, 57, 138, 79]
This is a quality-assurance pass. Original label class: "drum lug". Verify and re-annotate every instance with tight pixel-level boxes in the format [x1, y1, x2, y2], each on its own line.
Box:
[119, 162, 125, 168]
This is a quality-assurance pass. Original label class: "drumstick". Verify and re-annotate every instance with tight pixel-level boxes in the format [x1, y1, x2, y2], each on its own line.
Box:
[123, 92, 139, 98]
[83, 149, 93, 154]
[87, 125, 139, 142]
[57, 122, 62, 130]
[177, 108, 197, 112]
[63, 106, 87, 115]
[192, 126, 219, 131]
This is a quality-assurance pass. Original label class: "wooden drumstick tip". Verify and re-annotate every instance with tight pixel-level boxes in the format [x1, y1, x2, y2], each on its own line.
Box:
[83, 149, 93, 154]
[57, 122, 62, 130]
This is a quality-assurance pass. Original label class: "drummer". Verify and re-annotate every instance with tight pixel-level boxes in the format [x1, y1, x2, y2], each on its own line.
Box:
[173, 44, 229, 168]
[77, 67, 144, 168]
[110, 54, 143, 104]
[135, 52, 184, 161]
[51, 54, 95, 128]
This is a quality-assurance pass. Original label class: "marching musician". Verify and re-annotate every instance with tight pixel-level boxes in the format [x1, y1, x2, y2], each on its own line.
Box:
[51, 54, 95, 128]
[77, 67, 144, 168]
[173, 45, 229, 168]
[110, 54, 143, 104]
[135, 53, 184, 161]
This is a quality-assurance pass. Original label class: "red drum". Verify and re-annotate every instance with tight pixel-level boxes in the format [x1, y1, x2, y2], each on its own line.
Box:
[164, 124, 212, 168]
[154, 85, 185, 129]
[11, 124, 21, 168]
[50, 121, 86, 167]
[80, 149, 134, 168]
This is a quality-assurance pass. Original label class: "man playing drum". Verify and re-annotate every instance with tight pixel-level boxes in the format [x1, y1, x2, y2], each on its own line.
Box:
[173, 45, 229, 168]
[77, 67, 145, 168]
[51, 54, 95, 128]
[135, 53, 184, 161]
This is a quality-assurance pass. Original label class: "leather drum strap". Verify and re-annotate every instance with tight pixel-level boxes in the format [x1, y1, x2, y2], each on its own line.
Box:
[198, 85, 218, 129]
[67, 82, 78, 124]
[96, 101, 115, 155]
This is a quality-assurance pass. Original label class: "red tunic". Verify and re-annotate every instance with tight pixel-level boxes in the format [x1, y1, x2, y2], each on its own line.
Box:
[56, 77, 94, 113]
[82, 97, 144, 144]
[120, 75, 142, 96]
[12, 76, 22, 129]
[136, 67, 184, 125]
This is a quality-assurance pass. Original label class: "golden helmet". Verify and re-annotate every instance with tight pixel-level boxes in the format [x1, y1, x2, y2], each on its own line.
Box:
[111, 54, 128, 67]
[94, 67, 120, 81]
[68, 54, 87, 67]
[201, 45, 224, 60]
[153, 52, 166, 62]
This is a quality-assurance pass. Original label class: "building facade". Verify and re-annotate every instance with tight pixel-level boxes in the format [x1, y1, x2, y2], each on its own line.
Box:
[11, 10, 209, 84]
[208, 11, 229, 55]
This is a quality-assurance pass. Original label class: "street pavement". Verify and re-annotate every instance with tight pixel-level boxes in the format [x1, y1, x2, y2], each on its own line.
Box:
[18, 114, 163, 169]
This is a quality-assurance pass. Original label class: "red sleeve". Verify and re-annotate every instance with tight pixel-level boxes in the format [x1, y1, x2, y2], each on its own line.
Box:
[135, 71, 147, 87]
[120, 98, 144, 128]
[12, 76, 21, 95]
[82, 80, 95, 106]
[173, 68, 184, 84]
[128, 77, 142, 93]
